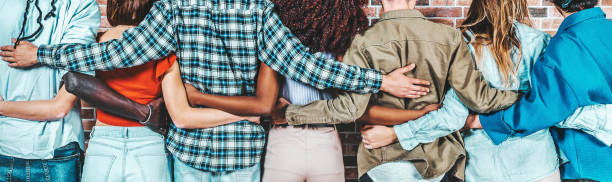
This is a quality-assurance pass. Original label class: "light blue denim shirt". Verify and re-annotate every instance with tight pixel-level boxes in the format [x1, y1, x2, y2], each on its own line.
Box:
[0, 0, 99, 159]
[392, 23, 611, 181]
[280, 53, 334, 105]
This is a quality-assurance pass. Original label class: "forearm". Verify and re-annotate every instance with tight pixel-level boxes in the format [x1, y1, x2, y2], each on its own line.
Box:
[190, 94, 272, 116]
[63, 72, 148, 122]
[285, 92, 371, 125]
[187, 64, 279, 116]
[171, 107, 247, 129]
[358, 105, 426, 125]
[0, 87, 76, 121]
[394, 89, 468, 150]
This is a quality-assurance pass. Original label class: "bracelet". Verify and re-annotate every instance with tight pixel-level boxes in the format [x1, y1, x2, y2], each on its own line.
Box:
[140, 105, 153, 125]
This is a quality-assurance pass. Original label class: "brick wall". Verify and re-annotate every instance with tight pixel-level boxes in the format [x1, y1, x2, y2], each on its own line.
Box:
[84, 0, 612, 181]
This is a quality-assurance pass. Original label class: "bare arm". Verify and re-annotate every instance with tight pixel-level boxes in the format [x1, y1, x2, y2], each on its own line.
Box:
[185, 63, 280, 116]
[162, 62, 256, 129]
[358, 104, 440, 125]
[0, 86, 77, 121]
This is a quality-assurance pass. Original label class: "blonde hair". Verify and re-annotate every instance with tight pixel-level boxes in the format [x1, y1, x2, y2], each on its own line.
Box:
[459, 0, 532, 85]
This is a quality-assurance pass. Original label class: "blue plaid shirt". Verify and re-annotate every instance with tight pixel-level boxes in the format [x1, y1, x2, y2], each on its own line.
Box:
[37, 0, 382, 172]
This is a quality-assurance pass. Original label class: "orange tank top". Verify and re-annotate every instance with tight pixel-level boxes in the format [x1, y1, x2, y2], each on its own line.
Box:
[95, 54, 177, 127]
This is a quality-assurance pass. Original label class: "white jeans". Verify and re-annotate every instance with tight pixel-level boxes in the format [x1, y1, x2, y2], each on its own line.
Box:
[262, 125, 344, 182]
[82, 126, 171, 182]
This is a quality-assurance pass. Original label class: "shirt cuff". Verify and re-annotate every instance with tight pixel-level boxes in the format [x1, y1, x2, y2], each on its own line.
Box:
[364, 69, 382, 94]
[393, 124, 419, 151]
[285, 104, 305, 125]
[480, 112, 513, 145]
[37, 45, 55, 66]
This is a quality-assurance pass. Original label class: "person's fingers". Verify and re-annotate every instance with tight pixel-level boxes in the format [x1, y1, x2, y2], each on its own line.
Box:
[403, 64, 416, 72]
[279, 97, 291, 105]
[405, 94, 421, 99]
[0, 45, 15, 51]
[2, 57, 16, 63]
[408, 85, 430, 92]
[0, 51, 15, 57]
[364, 143, 373, 150]
[11, 38, 17, 44]
[408, 78, 431, 86]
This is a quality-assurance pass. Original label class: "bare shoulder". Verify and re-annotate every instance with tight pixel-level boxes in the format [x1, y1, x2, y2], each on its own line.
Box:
[98, 26, 133, 43]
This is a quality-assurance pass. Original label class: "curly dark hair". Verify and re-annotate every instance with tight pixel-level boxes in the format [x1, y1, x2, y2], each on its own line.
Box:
[271, 0, 369, 56]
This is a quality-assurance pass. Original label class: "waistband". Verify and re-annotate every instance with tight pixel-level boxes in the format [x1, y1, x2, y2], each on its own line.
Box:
[91, 126, 160, 139]
[273, 123, 335, 128]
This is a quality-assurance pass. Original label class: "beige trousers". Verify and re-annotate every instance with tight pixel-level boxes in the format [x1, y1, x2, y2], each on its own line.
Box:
[262, 125, 345, 182]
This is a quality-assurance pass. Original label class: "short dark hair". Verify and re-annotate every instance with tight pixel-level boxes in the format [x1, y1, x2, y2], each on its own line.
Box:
[549, 0, 598, 13]
[107, 0, 157, 26]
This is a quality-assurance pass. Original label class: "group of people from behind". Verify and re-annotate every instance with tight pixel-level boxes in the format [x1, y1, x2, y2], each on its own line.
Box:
[0, 0, 611, 182]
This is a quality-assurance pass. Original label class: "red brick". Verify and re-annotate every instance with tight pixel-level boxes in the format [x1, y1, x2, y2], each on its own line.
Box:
[604, 0, 612, 6]
[430, 0, 455, 6]
[417, 7, 463, 17]
[542, 18, 564, 29]
[457, 0, 471, 6]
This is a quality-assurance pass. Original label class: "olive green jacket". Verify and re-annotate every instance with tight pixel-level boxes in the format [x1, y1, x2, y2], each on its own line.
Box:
[284, 10, 518, 180]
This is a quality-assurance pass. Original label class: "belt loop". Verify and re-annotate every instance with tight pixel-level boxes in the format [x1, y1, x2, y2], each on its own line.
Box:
[124, 127, 129, 139]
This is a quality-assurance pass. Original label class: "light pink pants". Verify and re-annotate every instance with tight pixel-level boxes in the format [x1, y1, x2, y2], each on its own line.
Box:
[262, 125, 345, 182]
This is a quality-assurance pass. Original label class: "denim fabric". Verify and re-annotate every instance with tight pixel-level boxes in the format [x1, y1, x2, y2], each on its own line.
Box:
[0, 142, 82, 182]
[0, 0, 98, 159]
[81, 126, 171, 182]
[174, 156, 260, 182]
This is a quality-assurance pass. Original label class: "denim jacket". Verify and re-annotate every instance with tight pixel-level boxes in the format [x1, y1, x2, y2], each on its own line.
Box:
[394, 22, 611, 181]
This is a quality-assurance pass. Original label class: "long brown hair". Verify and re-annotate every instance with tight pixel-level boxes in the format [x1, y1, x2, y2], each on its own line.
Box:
[459, 0, 532, 85]
[107, 0, 157, 27]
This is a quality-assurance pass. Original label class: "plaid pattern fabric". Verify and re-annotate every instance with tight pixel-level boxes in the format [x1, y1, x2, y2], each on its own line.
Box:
[38, 0, 382, 172]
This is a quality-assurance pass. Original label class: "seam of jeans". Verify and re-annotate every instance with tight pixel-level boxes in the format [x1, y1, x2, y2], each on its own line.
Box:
[42, 160, 50, 182]
[26, 160, 30, 182]
[7, 157, 14, 182]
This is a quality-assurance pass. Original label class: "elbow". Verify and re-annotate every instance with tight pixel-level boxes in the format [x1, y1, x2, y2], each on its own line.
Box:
[50, 107, 72, 121]
[169, 114, 194, 129]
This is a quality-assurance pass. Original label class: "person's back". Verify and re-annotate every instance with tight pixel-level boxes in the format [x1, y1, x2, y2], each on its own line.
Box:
[541, 7, 612, 180]
[0, 0, 99, 181]
[356, 10, 465, 110]
[0, 0, 98, 159]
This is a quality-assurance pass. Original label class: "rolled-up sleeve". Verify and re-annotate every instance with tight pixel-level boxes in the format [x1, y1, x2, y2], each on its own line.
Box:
[556, 104, 612, 146]
[394, 89, 469, 150]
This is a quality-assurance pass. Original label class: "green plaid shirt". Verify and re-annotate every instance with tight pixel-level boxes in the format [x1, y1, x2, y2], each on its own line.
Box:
[38, 0, 382, 172]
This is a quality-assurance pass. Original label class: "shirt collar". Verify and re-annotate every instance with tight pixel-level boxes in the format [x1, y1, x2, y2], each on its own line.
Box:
[558, 7, 606, 33]
[380, 9, 426, 22]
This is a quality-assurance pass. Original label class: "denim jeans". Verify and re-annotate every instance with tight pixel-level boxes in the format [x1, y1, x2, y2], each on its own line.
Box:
[0, 142, 83, 182]
[81, 126, 171, 182]
[174, 156, 260, 182]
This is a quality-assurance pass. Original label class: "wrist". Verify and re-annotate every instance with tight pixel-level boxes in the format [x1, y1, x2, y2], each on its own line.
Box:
[0, 101, 5, 115]
[380, 75, 389, 92]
